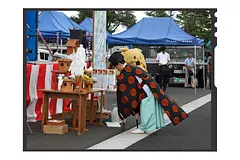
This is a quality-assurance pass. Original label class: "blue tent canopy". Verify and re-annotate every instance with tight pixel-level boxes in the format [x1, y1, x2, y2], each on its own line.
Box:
[196, 38, 204, 46]
[107, 17, 204, 46]
[38, 11, 91, 39]
[79, 17, 93, 35]
[79, 17, 93, 41]
[79, 17, 111, 39]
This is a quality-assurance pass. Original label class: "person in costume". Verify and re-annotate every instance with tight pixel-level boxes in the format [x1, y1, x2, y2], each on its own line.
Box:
[109, 51, 188, 134]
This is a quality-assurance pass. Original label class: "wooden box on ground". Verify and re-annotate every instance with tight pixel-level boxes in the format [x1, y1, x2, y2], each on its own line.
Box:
[61, 79, 73, 92]
[43, 124, 68, 135]
[66, 39, 79, 55]
[47, 120, 65, 126]
[58, 59, 72, 73]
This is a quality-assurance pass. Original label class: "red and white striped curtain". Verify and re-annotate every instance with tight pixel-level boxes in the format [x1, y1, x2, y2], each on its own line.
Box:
[26, 63, 99, 122]
[26, 63, 71, 122]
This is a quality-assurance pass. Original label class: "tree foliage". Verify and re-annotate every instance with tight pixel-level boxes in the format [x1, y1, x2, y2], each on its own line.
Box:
[70, 11, 137, 34]
[175, 10, 212, 45]
[145, 10, 212, 45]
[145, 11, 169, 17]
[70, 10, 211, 45]
[145, 11, 176, 17]
[70, 11, 92, 24]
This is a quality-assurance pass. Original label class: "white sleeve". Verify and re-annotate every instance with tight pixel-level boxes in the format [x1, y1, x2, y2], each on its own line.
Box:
[184, 58, 187, 65]
[135, 76, 151, 96]
[156, 54, 159, 61]
[142, 85, 152, 96]
[135, 76, 142, 84]
[192, 59, 196, 65]
[168, 54, 170, 61]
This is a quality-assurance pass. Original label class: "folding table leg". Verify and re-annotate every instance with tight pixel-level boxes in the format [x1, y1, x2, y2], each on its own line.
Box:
[26, 122, 33, 135]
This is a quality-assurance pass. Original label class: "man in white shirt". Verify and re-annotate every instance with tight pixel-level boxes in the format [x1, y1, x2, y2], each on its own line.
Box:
[156, 46, 171, 91]
[184, 52, 196, 88]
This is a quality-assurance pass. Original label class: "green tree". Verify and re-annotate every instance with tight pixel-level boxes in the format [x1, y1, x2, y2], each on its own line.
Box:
[70, 11, 92, 24]
[175, 10, 212, 45]
[145, 11, 175, 17]
[168, 11, 175, 17]
[70, 11, 137, 34]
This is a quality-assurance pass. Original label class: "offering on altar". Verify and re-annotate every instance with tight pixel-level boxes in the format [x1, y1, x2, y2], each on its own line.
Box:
[66, 39, 79, 55]
[84, 81, 93, 92]
[73, 75, 81, 84]
[57, 59, 72, 73]
[73, 87, 88, 94]
[61, 77, 73, 92]
[82, 74, 94, 92]
[68, 44, 86, 76]
[82, 73, 93, 82]
[54, 43, 97, 93]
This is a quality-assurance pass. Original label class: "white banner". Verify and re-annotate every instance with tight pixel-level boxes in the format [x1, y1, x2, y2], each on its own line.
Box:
[93, 11, 107, 69]
[92, 69, 116, 91]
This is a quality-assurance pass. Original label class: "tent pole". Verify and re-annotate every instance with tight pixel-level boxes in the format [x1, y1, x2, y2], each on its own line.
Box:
[37, 29, 54, 57]
[106, 43, 108, 69]
[56, 32, 59, 52]
[92, 11, 95, 68]
[60, 39, 63, 54]
[203, 46, 205, 90]
[194, 45, 197, 94]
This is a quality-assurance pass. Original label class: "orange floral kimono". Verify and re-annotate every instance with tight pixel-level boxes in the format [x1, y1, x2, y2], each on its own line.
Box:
[116, 64, 188, 126]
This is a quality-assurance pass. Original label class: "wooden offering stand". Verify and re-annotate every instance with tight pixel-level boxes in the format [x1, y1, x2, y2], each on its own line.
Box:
[73, 76, 86, 93]
[39, 88, 104, 135]
[40, 58, 105, 135]
[51, 59, 75, 120]
[57, 59, 72, 73]
[83, 81, 93, 92]
[72, 76, 93, 94]
[66, 39, 79, 55]
[61, 78, 73, 92]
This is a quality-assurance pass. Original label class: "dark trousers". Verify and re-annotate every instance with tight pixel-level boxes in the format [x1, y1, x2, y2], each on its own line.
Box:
[158, 74, 169, 91]
[157, 65, 170, 91]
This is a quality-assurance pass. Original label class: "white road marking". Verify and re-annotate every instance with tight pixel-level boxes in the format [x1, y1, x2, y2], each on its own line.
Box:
[87, 93, 211, 150]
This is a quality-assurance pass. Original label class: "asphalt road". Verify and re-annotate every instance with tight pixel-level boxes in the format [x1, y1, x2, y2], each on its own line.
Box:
[126, 102, 212, 151]
[25, 87, 211, 150]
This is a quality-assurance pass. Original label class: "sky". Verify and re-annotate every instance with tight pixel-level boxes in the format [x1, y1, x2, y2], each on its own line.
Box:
[62, 11, 149, 34]
[62, 11, 148, 22]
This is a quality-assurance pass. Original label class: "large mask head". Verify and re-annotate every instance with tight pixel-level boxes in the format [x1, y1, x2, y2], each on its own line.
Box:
[121, 48, 147, 71]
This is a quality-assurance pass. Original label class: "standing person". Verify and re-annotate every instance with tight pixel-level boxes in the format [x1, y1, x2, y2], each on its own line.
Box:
[184, 52, 196, 88]
[156, 46, 170, 91]
[108, 52, 188, 134]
